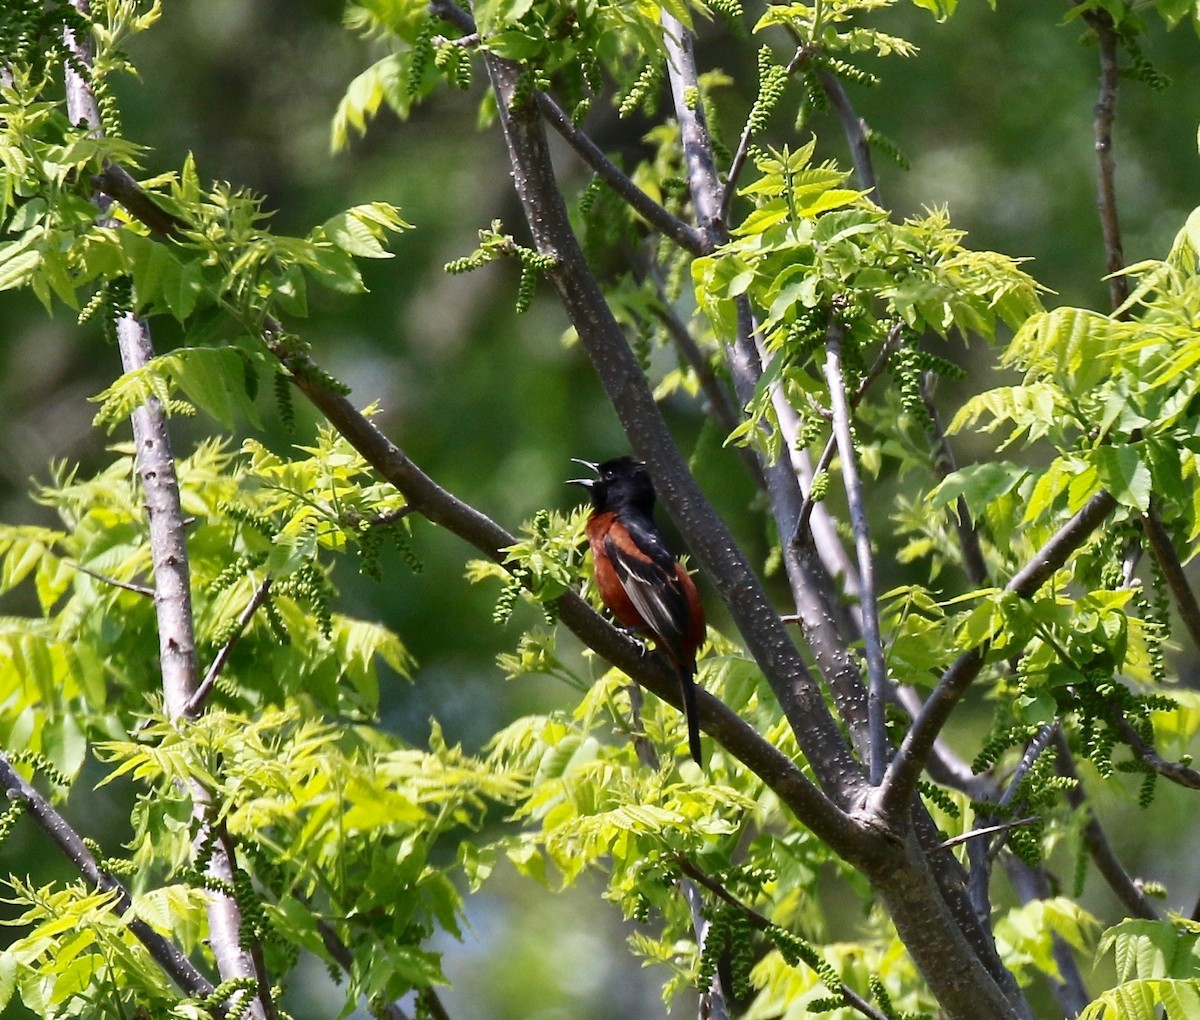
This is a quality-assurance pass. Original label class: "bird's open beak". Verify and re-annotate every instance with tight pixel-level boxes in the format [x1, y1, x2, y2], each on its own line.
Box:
[567, 458, 599, 488]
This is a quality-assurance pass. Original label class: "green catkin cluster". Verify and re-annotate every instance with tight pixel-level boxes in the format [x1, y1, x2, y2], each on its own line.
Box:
[571, 96, 591, 125]
[516, 264, 538, 313]
[77, 286, 107, 326]
[391, 528, 424, 573]
[865, 125, 911, 170]
[683, 85, 700, 111]
[701, 92, 731, 165]
[814, 54, 879, 88]
[94, 62, 122, 137]
[916, 779, 960, 818]
[579, 176, 603, 218]
[1121, 33, 1170, 92]
[1072, 833, 1088, 897]
[972, 722, 1041, 774]
[444, 250, 491, 274]
[434, 39, 472, 90]
[263, 595, 290, 643]
[407, 18, 436, 101]
[7, 749, 69, 788]
[274, 562, 334, 638]
[0, 801, 24, 845]
[210, 552, 270, 597]
[1141, 558, 1170, 687]
[706, 0, 744, 20]
[508, 68, 542, 114]
[287, 353, 353, 397]
[494, 569, 526, 625]
[232, 868, 271, 947]
[632, 327, 652, 373]
[890, 341, 924, 418]
[869, 976, 899, 1020]
[356, 520, 384, 581]
[697, 905, 755, 1000]
[618, 62, 663, 118]
[767, 926, 842, 994]
[196, 976, 257, 1018]
[273, 369, 296, 431]
[806, 470, 829, 503]
[101, 276, 134, 345]
[748, 47, 787, 134]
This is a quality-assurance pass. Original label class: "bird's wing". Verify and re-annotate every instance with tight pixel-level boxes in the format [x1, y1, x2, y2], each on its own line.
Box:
[604, 520, 691, 659]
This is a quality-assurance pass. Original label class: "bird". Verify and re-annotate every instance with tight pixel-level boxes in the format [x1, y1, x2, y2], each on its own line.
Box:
[569, 456, 706, 764]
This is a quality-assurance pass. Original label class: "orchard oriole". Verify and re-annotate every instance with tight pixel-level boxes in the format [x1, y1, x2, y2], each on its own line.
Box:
[570, 456, 706, 764]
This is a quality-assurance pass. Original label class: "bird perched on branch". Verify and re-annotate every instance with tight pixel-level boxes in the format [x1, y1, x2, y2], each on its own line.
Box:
[569, 456, 706, 764]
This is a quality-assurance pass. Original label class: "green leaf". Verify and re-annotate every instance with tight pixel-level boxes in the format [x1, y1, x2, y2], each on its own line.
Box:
[168, 347, 263, 430]
[1093, 446, 1151, 512]
[930, 461, 1027, 514]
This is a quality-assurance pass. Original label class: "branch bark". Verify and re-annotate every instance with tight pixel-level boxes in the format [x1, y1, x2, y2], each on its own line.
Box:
[1079, 5, 1130, 311]
[823, 320, 889, 782]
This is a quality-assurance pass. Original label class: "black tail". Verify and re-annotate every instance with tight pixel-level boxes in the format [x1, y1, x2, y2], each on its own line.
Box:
[679, 665, 703, 766]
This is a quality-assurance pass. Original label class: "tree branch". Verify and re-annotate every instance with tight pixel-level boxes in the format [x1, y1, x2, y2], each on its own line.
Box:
[1053, 732, 1159, 920]
[426, 0, 705, 253]
[823, 320, 889, 782]
[186, 576, 274, 718]
[794, 323, 903, 545]
[920, 374, 988, 586]
[0, 753, 216, 1001]
[64, 8, 267, 1015]
[1080, 6, 1130, 311]
[878, 490, 1117, 821]
[814, 68, 879, 203]
[534, 92, 706, 255]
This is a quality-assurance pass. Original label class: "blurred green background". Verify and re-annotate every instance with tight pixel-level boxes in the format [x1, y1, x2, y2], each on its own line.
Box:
[2, 1, 1199, 1016]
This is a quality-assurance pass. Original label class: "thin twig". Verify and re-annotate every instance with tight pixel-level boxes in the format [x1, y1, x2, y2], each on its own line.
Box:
[186, 577, 274, 718]
[936, 817, 1041, 852]
[674, 857, 890, 1020]
[0, 752, 217, 1001]
[67, 560, 155, 597]
[1114, 713, 1200, 789]
[1053, 732, 1159, 919]
[1081, 6, 1130, 311]
[822, 319, 889, 783]
[535, 92, 706, 255]
[794, 322, 903, 544]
